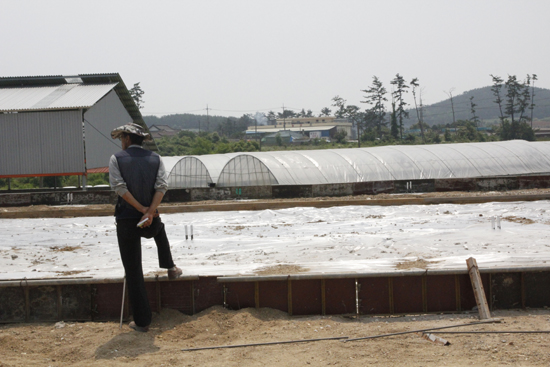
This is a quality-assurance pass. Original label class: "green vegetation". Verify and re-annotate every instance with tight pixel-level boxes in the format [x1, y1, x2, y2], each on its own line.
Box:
[0, 173, 109, 190]
[155, 130, 358, 156]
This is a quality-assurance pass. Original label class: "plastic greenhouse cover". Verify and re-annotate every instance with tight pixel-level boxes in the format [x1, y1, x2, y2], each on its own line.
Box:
[163, 154, 240, 188]
[167, 156, 211, 188]
[218, 155, 278, 187]
[173, 140, 550, 187]
[161, 156, 185, 175]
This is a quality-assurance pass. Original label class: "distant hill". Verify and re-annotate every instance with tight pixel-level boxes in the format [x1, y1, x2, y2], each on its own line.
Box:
[403, 86, 550, 127]
[144, 86, 550, 131]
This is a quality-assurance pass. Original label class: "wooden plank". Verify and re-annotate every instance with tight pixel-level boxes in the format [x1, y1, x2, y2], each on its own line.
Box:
[466, 257, 491, 319]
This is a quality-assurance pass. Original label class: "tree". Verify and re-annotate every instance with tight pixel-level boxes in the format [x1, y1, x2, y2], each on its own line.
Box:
[504, 74, 533, 140]
[456, 120, 479, 141]
[444, 128, 452, 142]
[129, 82, 145, 109]
[275, 133, 283, 146]
[190, 137, 214, 155]
[331, 96, 347, 118]
[361, 109, 379, 142]
[390, 74, 409, 139]
[444, 88, 456, 125]
[469, 96, 480, 126]
[320, 107, 332, 117]
[266, 111, 277, 125]
[390, 99, 399, 140]
[490, 75, 505, 125]
[488, 74, 535, 141]
[277, 109, 296, 119]
[334, 129, 347, 144]
[410, 78, 425, 143]
[530, 74, 538, 128]
[361, 76, 388, 139]
[517, 75, 532, 124]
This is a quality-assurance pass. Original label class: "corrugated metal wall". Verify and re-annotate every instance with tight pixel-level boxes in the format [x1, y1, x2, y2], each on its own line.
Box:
[83, 90, 130, 169]
[0, 110, 85, 177]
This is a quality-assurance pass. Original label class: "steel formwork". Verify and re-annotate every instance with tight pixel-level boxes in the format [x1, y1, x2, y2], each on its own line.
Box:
[1, 268, 549, 324]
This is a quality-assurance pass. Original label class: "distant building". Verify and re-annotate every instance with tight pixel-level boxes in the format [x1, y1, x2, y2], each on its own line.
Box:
[246, 116, 354, 140]
[149, 124, 180, 139]
[261, 130, 309, 145]
[0, 73, 155, 181]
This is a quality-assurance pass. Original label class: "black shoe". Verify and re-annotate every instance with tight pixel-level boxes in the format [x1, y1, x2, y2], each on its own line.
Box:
[129, 321, 149, 332]
[168, 266, 182, 280]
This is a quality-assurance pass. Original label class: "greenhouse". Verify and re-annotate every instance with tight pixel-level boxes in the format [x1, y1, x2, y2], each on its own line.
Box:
[211, 140, 550, 187]
[163, 154, 235, 188]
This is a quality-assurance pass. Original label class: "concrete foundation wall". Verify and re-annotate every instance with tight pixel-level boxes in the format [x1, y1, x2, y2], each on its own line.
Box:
[0, 190, 115, 207]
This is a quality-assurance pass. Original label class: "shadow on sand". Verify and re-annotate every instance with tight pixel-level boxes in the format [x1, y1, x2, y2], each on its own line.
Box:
[95, 329, 160, 359]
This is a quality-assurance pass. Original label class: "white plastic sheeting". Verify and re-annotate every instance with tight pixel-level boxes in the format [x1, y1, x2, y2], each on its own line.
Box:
[163, 154, 235, 188]
[214, 140, 550, 187]
[2, 200, 550, 279]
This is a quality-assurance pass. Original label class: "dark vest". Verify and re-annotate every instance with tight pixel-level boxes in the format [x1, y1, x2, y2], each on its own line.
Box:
[114, 147, 161, 220]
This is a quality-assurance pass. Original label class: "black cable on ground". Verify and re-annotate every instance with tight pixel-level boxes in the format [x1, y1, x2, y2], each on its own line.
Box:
[344, 319, 501, 342]
[181, 336, 349, 352]
[434, 331, 550, 334]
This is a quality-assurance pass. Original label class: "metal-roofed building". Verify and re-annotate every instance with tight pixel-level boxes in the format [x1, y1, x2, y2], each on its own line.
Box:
[0, 73, 156, 181]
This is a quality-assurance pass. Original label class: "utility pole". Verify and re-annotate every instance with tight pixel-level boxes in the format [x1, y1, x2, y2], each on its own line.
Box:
[420, 91, 425, 137]
[206, 104, 210, 132]
[255, 115, 261, 151]
[282, 104, 286, 130]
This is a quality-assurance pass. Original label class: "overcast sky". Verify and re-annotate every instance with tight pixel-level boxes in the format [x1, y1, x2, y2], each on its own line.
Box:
[1, 0, 549, 118]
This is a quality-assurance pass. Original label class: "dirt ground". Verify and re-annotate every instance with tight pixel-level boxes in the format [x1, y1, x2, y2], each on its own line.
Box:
[1, 307, 550, 366]
[2, 187, 550, 216]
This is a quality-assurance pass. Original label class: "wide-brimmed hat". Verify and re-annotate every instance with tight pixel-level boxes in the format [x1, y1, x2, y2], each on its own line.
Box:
[111, 122, 151, 141]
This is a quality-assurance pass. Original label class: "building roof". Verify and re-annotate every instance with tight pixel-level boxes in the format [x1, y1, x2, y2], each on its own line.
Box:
[246, 126, 335, 134]
[0, 83, 117, 112]
[0, 73, 157, 151]
[0, 73, 142, 124]
[149, 124, 177, 132]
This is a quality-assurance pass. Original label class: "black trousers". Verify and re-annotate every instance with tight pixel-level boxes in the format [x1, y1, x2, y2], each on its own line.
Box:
[116, 217, 176, 327]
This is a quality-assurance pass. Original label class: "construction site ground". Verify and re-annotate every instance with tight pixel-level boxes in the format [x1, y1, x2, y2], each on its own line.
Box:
[1, 307, 550, 366]
[1, 188, 550, 366]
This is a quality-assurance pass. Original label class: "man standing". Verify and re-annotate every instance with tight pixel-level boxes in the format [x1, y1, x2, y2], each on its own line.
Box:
[109, 122, 182, 332]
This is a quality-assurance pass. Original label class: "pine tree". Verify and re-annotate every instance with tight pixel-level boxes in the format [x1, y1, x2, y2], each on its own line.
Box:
[390, 99, 399, 140]
[129, 82, 145, 109]
[410, 78, 425, 143]
[390, 74, 409, 139]
[469, 96, 480, 126]
[361, 76, 388, 140]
